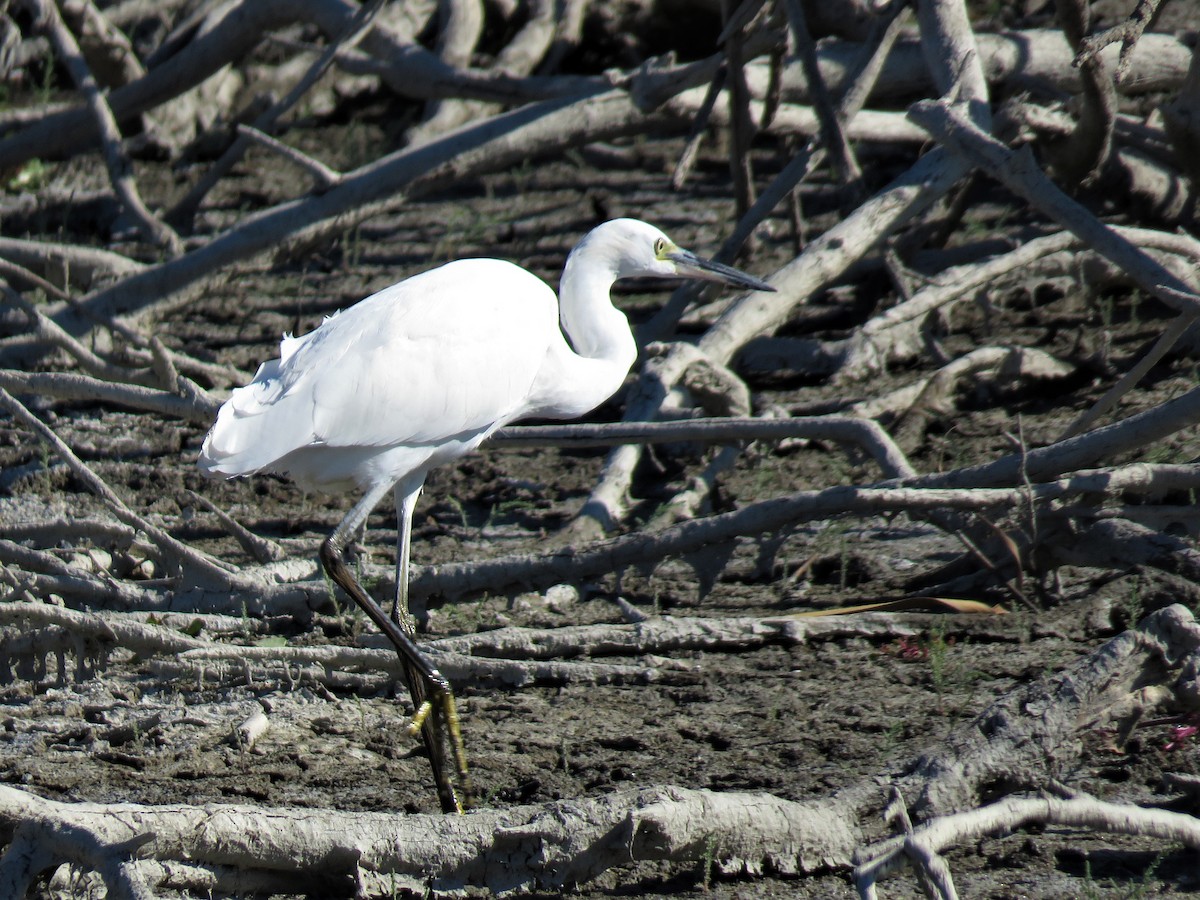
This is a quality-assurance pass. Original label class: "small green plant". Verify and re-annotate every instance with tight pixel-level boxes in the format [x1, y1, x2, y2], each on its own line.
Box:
[36, 51, 56, 105]
[700, 833, 718, 891]
[344, 223, 364, 269]
[885, 623, 962, 713]
[476, 776, 507, 808]
[1081, 858, 1101, 900]
[809, 518, 854, 589]
[1129, 289, 1145, 329]
[31, 442, 56, 494]
[1118, 576, 1143, 628]
[321, 567, 342, 616]
[441, 496, 469, 529]
[1081, 852, 1164, 899]
[5, 158, 48, 192]
[484, 498, 536, 529]
[1140, 442, 1177, 465]
[1095, 292, 1117, 330]
[509, 158, 536, 193]
[927, 619, 951, 699]
[350, 696, 370, 733]
[880, 719, 906, 751]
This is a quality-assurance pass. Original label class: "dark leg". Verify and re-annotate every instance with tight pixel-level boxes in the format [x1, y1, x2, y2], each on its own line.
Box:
[321, 485, 472, 813]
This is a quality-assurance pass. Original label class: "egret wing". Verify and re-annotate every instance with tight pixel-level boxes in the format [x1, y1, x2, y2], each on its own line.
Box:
[306, 260, 557, 447]
[200, 259, 558, 476]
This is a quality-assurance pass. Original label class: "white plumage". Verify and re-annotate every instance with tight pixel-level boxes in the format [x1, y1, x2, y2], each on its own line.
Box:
[201, 258, 565, 492]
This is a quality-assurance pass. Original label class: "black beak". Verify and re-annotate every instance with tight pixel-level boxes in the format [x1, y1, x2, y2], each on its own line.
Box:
[668, 249, 776, 292]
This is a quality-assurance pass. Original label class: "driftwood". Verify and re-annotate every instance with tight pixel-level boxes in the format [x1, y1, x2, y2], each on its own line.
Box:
[0, 782, 858, 896]
[0, 604, 1193, 897]
[2, 0, 1200, 893]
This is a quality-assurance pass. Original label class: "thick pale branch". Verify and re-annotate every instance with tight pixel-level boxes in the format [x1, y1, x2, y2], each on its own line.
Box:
[856, 794, 1200, 897]
[0, 236, 144, 291]
[0, 369, 216, 422]
[493, 415, 915, 478]
[0, 783, 856, 894]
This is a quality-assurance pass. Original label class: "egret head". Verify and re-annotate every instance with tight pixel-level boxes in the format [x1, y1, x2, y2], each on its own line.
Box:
[586, 218, 774, 292]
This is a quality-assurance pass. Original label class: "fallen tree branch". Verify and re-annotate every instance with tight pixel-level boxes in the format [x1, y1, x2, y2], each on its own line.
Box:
[0, 783, 858, 894]
[27, 0, 182, 256]
[0, 599, 924, 691]
[3, 604, 1196, 894]
[427, 612, 923, 659]
[493, 415, 915, 478]
[855, 793, 1200, 898]
[0, 236, 144, 291]
[411, 460, 1200, 603]
[907, 97, 1200, 438]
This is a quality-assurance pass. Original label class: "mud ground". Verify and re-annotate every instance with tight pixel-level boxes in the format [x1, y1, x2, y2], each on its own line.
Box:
[4, 27, 1200, 899]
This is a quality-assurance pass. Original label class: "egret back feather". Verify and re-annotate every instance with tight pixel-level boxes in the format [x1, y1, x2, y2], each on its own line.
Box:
[199, 258, 561, 489]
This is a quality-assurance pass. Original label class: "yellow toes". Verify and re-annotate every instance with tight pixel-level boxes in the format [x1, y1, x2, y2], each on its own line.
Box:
[407, 700, 433, 737]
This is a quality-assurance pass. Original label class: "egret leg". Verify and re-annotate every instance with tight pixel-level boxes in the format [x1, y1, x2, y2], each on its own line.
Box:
[392, 482, 424, 631]
[319, 482, 472, 813]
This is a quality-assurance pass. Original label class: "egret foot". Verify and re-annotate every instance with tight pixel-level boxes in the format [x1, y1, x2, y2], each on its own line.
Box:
[408, 700, 433, 735]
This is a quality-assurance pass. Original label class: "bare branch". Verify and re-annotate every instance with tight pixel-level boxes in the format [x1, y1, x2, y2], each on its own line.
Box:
[908, 98, 1200, 437]
[167, 0, 386, 227]
[1074, 0, 1165, 84]
[0, 386, 234, 586]
[27, 0, 182, 256]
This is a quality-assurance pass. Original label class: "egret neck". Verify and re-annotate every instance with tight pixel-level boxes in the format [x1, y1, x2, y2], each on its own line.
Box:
[545, 237, 639, 418]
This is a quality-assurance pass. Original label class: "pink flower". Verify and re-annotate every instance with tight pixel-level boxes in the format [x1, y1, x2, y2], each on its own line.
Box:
[886, 636, 928, 661]
[1163, 723, 1199, 752]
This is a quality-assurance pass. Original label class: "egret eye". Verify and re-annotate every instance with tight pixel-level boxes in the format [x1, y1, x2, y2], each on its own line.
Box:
[654, 237, 666, 257]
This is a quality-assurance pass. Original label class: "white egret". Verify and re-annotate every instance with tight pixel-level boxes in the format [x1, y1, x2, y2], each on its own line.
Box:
[198, 218, 774, 812]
